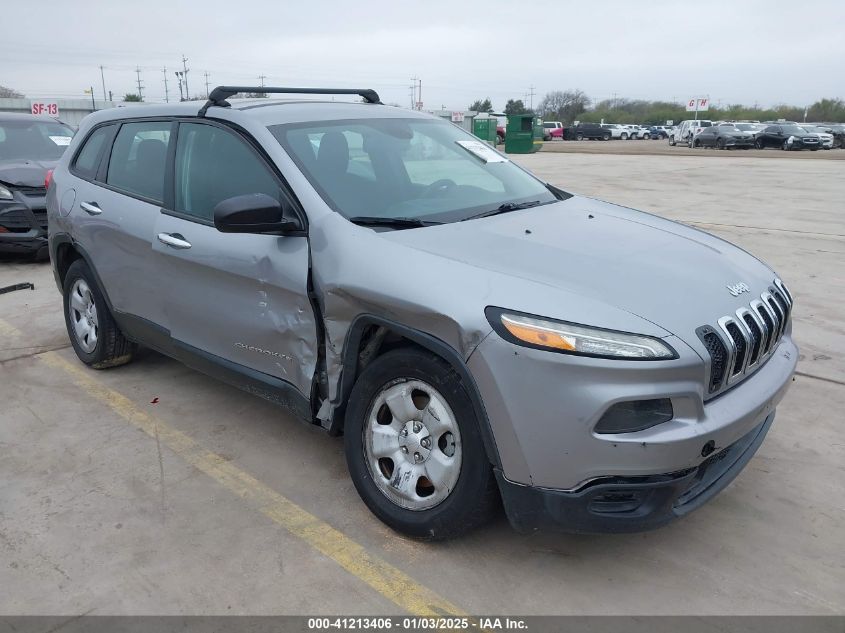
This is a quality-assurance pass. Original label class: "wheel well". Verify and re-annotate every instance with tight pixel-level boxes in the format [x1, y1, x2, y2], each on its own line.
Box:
[330, 317, 501, 468]
[55, 242, 82, 287]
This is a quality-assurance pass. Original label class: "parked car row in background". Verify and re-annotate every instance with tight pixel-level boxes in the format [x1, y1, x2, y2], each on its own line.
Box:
[680, 120, 844, 151]
[540, 117, 844, 151]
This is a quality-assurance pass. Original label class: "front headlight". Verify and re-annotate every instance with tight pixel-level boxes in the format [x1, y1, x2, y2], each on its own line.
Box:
[486, 308, 677, 360]
[0, 184, 13, 200]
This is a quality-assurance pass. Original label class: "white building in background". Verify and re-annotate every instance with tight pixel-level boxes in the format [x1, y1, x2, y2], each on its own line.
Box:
[0, 97, 124, 127]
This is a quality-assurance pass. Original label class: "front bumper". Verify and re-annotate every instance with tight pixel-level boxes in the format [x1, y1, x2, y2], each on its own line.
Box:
[469, 328, 796, 489]
[497, 412, 774, 533]
[0, 194, 49, 255]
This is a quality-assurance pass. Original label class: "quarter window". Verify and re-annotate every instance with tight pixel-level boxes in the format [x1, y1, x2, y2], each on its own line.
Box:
[73, 125, 112, 180]
[106, 122, 171, 203]
[174, 122, 280, 222]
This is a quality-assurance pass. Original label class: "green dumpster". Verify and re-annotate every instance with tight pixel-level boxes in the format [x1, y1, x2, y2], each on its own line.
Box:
[472, 115, 498, 146]
[504, 114, 543, 153]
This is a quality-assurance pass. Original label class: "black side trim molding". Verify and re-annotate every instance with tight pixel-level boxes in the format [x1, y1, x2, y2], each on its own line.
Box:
[112, 311, 312, 423]
[332, 314, 501, 468]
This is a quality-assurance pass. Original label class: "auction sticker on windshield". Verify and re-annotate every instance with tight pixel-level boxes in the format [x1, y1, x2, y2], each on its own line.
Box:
[49, 136, 72, 146]
[456, 140, 507, 163]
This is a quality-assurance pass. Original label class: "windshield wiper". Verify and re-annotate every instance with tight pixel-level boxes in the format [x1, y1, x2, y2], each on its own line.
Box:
[348, 216, 442, 229]
[461, 200, 543, 221]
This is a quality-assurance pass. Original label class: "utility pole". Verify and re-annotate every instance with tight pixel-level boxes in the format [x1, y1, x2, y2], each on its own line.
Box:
[181, 55, 190, 99]
[410, 77, 422, 109]
[135, 67, 144, 101]
[175, 71, 184, 101]
[99, 65, 107, 102]
[204, 71, 211, 97]
[162, 67, 169, 103]
[409, 77, 418, 109]
[527, 85, 536, 111]
[612, 92, 618, 109]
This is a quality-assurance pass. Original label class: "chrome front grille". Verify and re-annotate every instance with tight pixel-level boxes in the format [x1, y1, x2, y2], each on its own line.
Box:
[699, 278, 793, 395]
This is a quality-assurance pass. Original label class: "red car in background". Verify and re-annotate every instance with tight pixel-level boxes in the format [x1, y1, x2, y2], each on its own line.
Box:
[542, 121, 564, 140]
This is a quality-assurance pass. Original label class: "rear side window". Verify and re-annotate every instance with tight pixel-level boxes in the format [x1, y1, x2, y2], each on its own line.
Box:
[106, 121, 171, 203]
[73, 125, 112, 179]
[174, 122, 280, 222]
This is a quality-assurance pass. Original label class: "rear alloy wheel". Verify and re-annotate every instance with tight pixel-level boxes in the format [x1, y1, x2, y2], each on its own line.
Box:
[755, 138, 765, 149]
[669, 136, 676, 146]
[602, 132, 611, 140]
[344, 347, 498, 540]
[717, 138, 725, 150]
[576, 133, 584, 141]
[782, 140, 790, 151]
[63, 259, 136, 368]
[621, 133, 628, 140]
[643, 133, 650, 140]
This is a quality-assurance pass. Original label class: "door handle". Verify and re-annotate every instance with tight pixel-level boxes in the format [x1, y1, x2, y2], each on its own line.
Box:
[80, 201, 102, 215]
[157, 232, 192, 249]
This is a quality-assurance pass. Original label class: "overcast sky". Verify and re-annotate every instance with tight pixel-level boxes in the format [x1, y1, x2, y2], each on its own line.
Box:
[2, 0, 843, 110]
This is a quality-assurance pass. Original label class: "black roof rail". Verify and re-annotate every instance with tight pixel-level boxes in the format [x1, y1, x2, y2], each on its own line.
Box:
[198, 85, 382, 116]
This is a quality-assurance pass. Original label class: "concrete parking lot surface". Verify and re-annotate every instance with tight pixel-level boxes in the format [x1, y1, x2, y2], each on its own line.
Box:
[1, 151, 843, 616]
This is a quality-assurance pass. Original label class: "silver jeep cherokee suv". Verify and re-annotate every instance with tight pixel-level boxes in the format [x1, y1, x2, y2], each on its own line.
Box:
[47, 86, 797, 539]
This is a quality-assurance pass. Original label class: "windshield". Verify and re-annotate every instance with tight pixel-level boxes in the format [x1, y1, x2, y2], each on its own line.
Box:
[271, 118, 556, 223]
[0, 119, 74, 161]
[781, 125, 805, 135]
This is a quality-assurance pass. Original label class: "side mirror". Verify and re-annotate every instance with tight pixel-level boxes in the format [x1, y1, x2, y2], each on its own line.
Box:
[213, 193, 303, 235]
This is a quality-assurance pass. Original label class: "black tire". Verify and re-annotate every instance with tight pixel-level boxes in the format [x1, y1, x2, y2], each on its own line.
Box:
[496, 134, 504, 145]
[621, 133, 628, 140]
[575, 133, 584, 141]
[782, 140, 790, 151]
[63, 259, 136, 369]
[344, 347, 499, 540]
[755, 138, 764, 149]
[668, 136, 676, 146]
[717, 138, 725, 150]
[643, 133, 650, 140]
[602, 132, 611, 141]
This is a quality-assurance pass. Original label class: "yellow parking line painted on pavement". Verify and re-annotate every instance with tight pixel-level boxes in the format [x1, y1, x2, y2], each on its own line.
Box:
[0, 318, 465, 617]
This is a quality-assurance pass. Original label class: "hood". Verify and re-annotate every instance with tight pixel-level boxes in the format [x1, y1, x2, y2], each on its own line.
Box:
[382, 196, 777, 340]
[0, 159, 57, 188]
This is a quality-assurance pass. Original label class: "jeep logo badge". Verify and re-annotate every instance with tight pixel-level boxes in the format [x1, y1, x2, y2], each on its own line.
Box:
[727, 282, 750, 297]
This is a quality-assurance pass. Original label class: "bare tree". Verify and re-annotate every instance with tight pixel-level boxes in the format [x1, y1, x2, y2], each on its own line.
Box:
[537, 90, 590, 122]
[0, 85, 24, 98]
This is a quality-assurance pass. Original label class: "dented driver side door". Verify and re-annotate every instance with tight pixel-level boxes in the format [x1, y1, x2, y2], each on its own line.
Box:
[153, 119, 317, 396]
